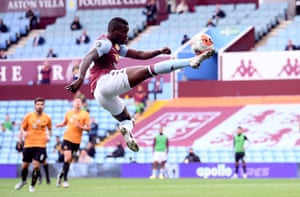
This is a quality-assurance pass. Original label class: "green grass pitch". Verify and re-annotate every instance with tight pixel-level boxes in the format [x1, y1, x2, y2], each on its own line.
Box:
[1, 178, 300, 197]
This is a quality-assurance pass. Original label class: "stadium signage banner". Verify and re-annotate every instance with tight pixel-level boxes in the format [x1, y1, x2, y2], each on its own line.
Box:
[220, 51, 300, 81]
[0, 57, 169, 85]
[0, 164, 17, 178]
[121, 163, 298, 178]
[180, 163, 298, 178]
[14, 163, 121, 178]
[1, 163, 298, 178]
[0, 0, 66, 17]
[77, 0, 147, 9]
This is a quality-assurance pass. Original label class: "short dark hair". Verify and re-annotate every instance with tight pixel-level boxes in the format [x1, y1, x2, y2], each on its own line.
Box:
[34, 97, 45, 104]
[108, 17, 128, 32]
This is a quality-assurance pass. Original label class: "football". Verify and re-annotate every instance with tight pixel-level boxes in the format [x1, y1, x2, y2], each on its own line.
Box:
[191, 33, 214, 54]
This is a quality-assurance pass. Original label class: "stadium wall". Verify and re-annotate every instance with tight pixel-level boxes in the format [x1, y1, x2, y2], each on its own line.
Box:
[0, 84, 92, 100]
[0, 82, 151, 100]
[223, 28, 255, 52]
[0, 0, 66, 17]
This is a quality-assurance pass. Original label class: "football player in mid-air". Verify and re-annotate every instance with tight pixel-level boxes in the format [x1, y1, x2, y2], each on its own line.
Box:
[65, 17, 215, 153]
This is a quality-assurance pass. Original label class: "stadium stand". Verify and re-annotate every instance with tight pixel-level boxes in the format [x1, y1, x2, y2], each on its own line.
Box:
[9, 8, 146, 59]
[129, 2, 287, 51]
[5, 3, 287, 58]
[256, 15, 300, 51]
[0, 11, 39, 51]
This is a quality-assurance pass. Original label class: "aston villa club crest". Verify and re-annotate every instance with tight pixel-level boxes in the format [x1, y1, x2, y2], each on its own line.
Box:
[95, 41, 102, 48]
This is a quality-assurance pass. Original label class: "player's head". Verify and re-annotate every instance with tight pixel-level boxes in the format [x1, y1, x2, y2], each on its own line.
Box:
[34, 97, 45, 114]
[107, 17, 129, 45]
[73, 95, 82, 110]
[237, 126, 243, 134]
[159, 126, 163, 135]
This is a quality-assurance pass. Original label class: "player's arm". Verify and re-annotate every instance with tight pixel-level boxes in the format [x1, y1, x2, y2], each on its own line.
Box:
[18, 127, 25, 142]
[232, 136, 235, 153]
[66, 42, 107, 93]
[244, 136, 250, 150]
[166, 138, 169, 154]
[125, 47, 171, 60]
[78, 39, 112, 80]
[55, 121, 66, 128]
[65, 49, 97, 93]
[78, 49, 98, 80]
[76, 121, 90, 131]
[19, 114, 29, 142]
[66, 39, 111, 93]
[56, 115, 68, 128]
[83, 113, 91, 131]
[152, 138, 156, 152]
[47, 116, 52, 139]
[77, 119, 91, 131]
[76, 112, 91, 131]
[82, 123, 91, 131]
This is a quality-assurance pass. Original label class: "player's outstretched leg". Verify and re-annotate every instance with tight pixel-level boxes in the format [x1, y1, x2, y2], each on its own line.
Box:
[119, 119, 139, 152]
[190, 48, 215, 68]
[147, 48, 215, 77]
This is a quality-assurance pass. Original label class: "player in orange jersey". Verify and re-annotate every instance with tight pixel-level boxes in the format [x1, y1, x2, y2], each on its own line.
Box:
[14, 97, 52, 192]
[55, 96, 90, 188]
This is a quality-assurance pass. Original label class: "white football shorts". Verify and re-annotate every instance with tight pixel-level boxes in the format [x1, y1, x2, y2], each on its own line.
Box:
[153, 151, 167, 163]
[93, 68, 132, 116]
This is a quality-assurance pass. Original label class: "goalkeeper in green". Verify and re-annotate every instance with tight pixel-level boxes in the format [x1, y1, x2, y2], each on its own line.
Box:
[231, 126, 249, 179]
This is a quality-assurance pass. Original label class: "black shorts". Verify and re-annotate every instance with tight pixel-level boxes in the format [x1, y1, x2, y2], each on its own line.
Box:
[62, 140, 80, 154]
[22, 147, 47, 163]
[235, 152, 245, 162]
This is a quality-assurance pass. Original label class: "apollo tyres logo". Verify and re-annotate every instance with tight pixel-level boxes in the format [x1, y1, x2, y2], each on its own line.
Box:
[277, 58, 300, 77]
[196, 164, 233, 178]
[231, 59, 261, 78]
